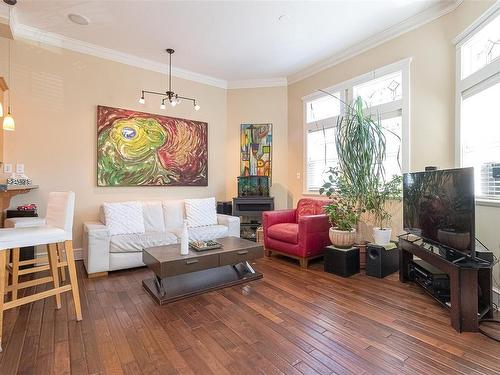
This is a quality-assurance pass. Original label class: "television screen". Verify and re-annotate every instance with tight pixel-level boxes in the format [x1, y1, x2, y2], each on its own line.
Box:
[403, 167, 475, 257]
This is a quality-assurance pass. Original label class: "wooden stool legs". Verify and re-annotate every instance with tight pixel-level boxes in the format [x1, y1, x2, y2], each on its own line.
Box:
[0, 240, 82, 351]
[10, 248, 19, 301]
[64, 240, 82, 321]
[47, 243, 62, 309]
[0, 251, 6, 352]
[57, 243, 66, 282]
[8, 245, 67, 302]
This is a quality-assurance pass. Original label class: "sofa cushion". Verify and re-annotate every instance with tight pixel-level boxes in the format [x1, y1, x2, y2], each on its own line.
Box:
[171, 224, 229, 241]
[184, 197, 217, 228]
[142, 201, 165, 232]
[267, 223, 299, 244]
[190, 225, 229, 241]
[103, 201, 145, 236]
[109, 231, 177, 253]
[163, 200, 185, 230]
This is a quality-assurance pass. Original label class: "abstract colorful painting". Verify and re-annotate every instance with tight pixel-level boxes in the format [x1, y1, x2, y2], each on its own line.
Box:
[240, 124, 272, 179]
[97, 106, 208, 186]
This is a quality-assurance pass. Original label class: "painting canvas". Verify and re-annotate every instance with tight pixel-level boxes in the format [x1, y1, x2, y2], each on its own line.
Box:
[97, 105, 208, 186]
[240, 124, 272, 179]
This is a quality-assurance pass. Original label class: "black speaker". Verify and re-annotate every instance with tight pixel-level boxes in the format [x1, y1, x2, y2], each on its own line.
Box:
[324, 246, 360, 277]
[216, 201, 233, 215]
[366, 244, 399, 278]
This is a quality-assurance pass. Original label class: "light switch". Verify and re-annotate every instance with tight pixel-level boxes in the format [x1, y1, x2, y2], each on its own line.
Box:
[4, 164, 12, 173]
[16, 164, 24, 174]
[296, 172, 301, 179]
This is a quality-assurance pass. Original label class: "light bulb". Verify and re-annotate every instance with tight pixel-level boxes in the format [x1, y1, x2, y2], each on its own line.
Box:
[194, 104, 200, 111]
[160, 102, 166, 110]
[138, 97, 145, 104]
[170, 99, 177, 107]
[3, 113, 15, 131]
[0, 102, 3, 117]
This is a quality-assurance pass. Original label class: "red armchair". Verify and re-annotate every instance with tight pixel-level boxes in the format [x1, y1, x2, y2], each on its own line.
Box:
[263, 198, 331, 268]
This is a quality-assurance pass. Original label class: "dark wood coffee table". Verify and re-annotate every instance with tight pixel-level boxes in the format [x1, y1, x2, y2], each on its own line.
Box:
[142, 236, 263, 305]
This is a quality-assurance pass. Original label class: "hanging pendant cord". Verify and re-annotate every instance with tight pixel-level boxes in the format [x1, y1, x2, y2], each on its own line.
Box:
[168, 51, 172, 94]
[7, 7, 11, 112]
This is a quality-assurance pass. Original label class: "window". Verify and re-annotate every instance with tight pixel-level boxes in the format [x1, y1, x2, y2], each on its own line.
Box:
[306, 127, 337, 191]
[353, 71, 402, 107]
[303, 59, 410, 193]
[456, 4, 500, 201]
[306, 94, 340, 123]
[461, 11, 500, 79]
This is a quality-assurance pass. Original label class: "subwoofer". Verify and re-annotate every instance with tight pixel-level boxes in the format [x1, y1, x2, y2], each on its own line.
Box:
[366, 244, 399, 278]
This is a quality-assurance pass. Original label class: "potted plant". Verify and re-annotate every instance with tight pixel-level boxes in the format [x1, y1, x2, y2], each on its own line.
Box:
[320, 168, 360, 248]
[365, 175, 402, 245]
[324, 196, 359, 248]
[319, 95, 402, 255]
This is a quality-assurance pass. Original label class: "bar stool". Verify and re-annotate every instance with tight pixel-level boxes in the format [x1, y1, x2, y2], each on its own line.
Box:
[5, 196, 69, 300]
[0, 191, 82, 351]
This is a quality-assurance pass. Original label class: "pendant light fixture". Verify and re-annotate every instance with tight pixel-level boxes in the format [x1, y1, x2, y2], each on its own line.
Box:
[138, 49, 200, 111]
[3, 5, 15, 131]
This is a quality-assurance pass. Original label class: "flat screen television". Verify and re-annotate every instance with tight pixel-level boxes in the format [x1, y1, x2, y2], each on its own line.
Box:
[403, 167, 475, 258]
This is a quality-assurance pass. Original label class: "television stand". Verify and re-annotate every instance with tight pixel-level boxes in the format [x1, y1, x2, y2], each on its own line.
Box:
[399, 235, 493, 332]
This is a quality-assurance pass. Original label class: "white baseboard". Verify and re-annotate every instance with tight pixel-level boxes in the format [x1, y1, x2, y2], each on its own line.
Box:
[34, 247, 83, 262]
[74, 248, 83, 260]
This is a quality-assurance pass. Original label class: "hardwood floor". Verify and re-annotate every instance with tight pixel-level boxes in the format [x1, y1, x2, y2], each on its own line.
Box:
[0, 256, 499, 375]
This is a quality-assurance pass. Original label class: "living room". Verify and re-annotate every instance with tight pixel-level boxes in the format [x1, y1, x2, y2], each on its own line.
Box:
[0, 0, 499, 373]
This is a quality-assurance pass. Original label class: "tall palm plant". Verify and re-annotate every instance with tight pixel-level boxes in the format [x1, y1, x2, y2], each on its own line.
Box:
[320, 96, 388, 216]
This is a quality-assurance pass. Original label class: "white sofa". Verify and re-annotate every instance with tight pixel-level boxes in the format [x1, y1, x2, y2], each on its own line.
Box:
[82, 199, 240, 277]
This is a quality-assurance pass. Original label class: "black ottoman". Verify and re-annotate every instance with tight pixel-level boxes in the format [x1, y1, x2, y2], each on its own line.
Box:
[324, 246, 360, 277]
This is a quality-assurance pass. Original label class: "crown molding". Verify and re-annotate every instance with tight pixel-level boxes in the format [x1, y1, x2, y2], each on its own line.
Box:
[0, 3, 9, 21]
[227, 77, 287, 89]
[9, 16, 288, 90]
[11, 21, 229, 89]
[288, 0, 463, 84]
[453, 1, 500, 46]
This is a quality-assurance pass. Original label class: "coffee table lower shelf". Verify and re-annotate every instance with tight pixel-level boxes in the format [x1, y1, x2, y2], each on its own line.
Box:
[143, 262, 263, 305]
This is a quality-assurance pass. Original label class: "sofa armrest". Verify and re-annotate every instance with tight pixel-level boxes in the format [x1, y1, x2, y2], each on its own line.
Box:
[298, 214, 330, 234]
[217, 214, 240, 237]
[298, 214, 331, 257]
[82, 221, 110, 275]
[263, 209, 296, 228]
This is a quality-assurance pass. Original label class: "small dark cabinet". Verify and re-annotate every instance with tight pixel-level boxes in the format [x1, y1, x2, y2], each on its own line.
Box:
[233, 197, 274, 241]
[399, 235, 493, 332]
[324, 246, 360, 277]
[216, 201, 233, 215]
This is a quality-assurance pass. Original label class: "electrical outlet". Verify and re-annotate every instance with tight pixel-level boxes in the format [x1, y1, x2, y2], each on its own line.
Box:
[16, 164, 24, 174]
[3, 164, 12, 174]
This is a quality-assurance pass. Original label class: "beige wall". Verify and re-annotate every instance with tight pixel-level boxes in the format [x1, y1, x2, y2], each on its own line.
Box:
[226, 87, 288, 209]
[0, 38, 228, 248]
[476, 205, 500, 284]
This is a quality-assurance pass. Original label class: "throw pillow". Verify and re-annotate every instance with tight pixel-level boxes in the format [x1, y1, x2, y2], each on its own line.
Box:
[103, 201, 145, 236]
[184, 197, 217, 228]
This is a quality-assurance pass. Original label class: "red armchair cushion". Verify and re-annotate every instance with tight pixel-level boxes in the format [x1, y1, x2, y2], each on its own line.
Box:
[267, 223, 299, 244]
[296, 198, 329, 218]
[263, 199, 332, 259]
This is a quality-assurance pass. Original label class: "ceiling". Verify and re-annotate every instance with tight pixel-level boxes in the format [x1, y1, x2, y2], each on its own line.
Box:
[4, 0, 459, 87]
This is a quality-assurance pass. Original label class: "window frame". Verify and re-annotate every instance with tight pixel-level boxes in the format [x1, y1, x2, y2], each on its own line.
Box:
[455, 2, 500, 205]
[302, 58, 411, 194]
